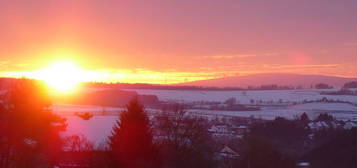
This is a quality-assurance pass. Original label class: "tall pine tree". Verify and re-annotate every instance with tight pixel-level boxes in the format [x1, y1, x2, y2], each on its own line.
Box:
[109, 98, 155, 168]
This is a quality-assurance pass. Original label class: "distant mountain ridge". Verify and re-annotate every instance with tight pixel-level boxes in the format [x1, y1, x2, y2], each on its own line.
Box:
[178, 73, 357, 88]
[2, 73, 356, 90]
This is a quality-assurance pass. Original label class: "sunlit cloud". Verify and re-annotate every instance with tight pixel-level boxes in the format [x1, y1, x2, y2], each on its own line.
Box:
[0, 1, 356, 82]
[201, 54, 257, 59]
[270, 64, 341, 69]
[198, 52, 280, 60]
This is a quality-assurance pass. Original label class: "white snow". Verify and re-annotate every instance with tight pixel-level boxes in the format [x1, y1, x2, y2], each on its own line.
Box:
[52, 103, 125, 115]
[292, 103, 357, 111]
[61, 115, 118, 146]
[125, 89, 357, 104]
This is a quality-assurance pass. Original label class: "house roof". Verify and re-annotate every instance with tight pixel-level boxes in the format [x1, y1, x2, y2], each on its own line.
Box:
[218, 145, 240, 158]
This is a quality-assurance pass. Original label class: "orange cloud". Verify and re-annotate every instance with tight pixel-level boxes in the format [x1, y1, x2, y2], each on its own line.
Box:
[201, 54, 257, 59]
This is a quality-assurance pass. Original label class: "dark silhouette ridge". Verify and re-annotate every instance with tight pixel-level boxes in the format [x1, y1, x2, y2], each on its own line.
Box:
[177, 73, 357, 88]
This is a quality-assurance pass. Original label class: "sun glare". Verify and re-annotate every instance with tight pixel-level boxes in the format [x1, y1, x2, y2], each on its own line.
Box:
[37, 62, 84, 92]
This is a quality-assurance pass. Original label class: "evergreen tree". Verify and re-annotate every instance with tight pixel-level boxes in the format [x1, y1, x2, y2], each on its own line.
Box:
[300, 112, 309, 122]
[0, 79, 66, 168]
[109, 98, 155, 168]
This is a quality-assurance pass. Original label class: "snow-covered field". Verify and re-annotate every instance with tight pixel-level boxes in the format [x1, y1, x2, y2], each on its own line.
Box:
[52, 103, 125, 115]
[126, 89, 357, 121]
[188, 103, 357, 121]
[125, 89, 357, 104]
[56, 89, 357, 145]
[61, 115, 118, 146]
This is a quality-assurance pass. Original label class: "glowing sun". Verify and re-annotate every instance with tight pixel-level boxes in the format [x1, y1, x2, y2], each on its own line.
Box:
[37, 62, 84, 92]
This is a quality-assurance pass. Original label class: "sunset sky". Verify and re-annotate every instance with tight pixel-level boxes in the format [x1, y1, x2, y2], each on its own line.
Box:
[1, 0, 357, 84]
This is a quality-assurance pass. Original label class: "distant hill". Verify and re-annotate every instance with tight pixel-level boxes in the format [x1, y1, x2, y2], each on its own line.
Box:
[0, 78, 18, 90]
[2, 73, 357, 91]
[178, 73, 357, 88]
[60, 89, 159, 107]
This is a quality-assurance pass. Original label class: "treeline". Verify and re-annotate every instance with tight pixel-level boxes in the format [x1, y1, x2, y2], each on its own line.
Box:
[320, 81, 357, 96]
[231, 115, 357, 168]
[83, 82, 246, 91]
[83, 82, 303, 91]
[321, 89, 357, 96]
[83, 81, 357, 90]
[343, 81, 357, 88]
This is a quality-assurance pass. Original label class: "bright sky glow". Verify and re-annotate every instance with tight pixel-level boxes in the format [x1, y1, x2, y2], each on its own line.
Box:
[37, 62, 84, 92]
[0, 1, 357, 82]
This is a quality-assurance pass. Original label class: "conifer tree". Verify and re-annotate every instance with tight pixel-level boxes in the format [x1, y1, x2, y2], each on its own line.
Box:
[109, 98, 155, 168]
[0, 79, 66, 167]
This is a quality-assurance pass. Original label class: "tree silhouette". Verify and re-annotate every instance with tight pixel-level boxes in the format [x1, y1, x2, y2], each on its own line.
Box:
[303, 128, 357, 168]
[239, 136, 295, 168]
[156, 104, 216, 168]
[0, 79, 66, 168]
[109, 98, 155, 168]
[315, 83, 332, 89]
[248, 117, 310, 157]
[343, 81, 357, 88]
[315, 113, 334, 122]
[300, 113, 309, 122]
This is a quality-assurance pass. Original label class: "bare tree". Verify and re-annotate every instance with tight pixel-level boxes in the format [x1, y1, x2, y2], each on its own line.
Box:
[63, 134, 94, 152]
[156, 104, 216, 168]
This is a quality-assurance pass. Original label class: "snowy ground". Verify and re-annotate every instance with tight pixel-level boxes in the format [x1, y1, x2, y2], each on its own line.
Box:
[188, 103, 357, 121]
[52, 103, 125, 115]
[56, 89, 357, 145]
[61, 115, 118, 147]
[125, 89, 357, 104]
